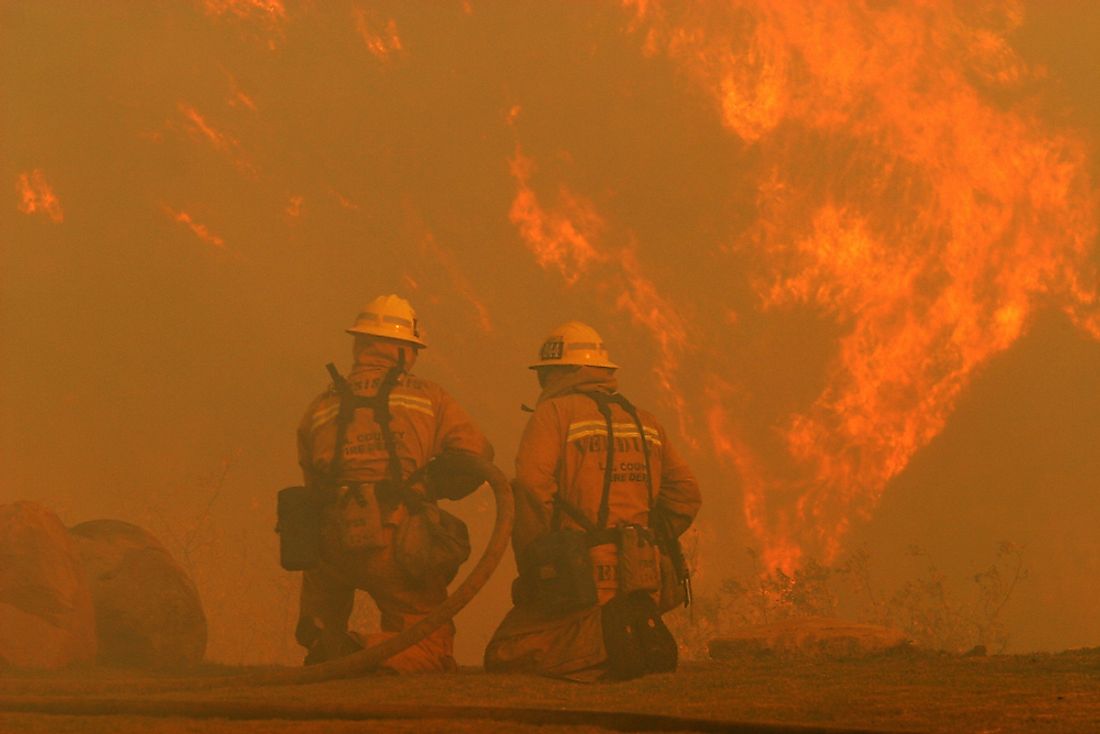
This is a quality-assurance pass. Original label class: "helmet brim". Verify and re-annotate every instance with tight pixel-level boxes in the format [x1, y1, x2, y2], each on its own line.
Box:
[346, 327, 427, 348]
[528, 358, 618, 370]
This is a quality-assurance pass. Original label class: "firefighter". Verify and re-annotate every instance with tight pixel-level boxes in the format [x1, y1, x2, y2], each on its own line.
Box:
[294, 294, 493, 672]
[484, 321, 700, 681]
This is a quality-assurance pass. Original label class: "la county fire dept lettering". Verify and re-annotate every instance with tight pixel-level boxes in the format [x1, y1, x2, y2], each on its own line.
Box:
[567, 422, 661, 483]
[343, 429, 405, 456]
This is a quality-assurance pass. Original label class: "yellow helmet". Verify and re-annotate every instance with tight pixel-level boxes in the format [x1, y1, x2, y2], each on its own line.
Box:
[529, 321, 618, 369]
[345, 294, 427, 348]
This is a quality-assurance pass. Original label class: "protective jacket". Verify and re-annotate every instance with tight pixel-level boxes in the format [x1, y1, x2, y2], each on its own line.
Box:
[511, 367, 699, 553]
[486, 366, 700, 679]
[298, 352, 492, 492]
[295, 346, 492, 673]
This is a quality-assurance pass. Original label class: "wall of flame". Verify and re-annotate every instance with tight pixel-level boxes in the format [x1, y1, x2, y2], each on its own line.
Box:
[2, 0, 1099, 662]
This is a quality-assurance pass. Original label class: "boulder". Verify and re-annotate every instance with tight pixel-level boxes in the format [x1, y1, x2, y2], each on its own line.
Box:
[69, 519, 206, 668]
[0, 502, 98, 669]
[709, 616, 912, 659]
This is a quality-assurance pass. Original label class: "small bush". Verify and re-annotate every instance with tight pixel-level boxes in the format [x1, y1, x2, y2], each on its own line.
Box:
[670, 542, 1026, 659]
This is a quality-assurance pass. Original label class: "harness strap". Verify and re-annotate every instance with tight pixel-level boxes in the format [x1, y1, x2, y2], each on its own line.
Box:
[550, 493, 620, 550]
[585, 390, 655, 525]
[552, 390, 653, 536]
[374, 353, 407, 487]
[324, 351, 408, 490]
[602, 393, 654, 511]
[325, 362, 354, 482]
[590, 394, 616, 530]
[553, 493, 596, 533]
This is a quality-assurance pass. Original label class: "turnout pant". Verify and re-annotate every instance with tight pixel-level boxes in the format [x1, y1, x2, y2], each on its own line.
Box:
[296, 514, 457, 673]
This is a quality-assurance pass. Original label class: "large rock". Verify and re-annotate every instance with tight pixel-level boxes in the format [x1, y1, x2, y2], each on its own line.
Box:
[709, 616, 912, 659]
[69, 519, 207, 668]
[0, 502, 98, 669]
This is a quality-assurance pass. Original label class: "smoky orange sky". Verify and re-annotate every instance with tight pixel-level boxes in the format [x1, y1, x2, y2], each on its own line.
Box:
[2, 0, 1099, 664]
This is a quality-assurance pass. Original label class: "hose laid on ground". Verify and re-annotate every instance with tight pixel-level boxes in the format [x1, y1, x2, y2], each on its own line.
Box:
[0, 458, 902, 733]
[249, 453, 515, 686]
[0, 453, 513, 694]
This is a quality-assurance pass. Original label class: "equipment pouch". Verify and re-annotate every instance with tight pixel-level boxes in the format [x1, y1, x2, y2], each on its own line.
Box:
[600, 590, 678, 681]
[276, 486, 322, 571]
[394, 503, 471, 583]
[513, 529, 598, 615]
[336, 483, 386, 552]
[617, 524, 661, 595]
[657, 552, 687, 612]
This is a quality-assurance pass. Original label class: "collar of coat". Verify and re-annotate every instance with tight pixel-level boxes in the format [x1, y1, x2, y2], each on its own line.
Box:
[536, 365, 619, 404]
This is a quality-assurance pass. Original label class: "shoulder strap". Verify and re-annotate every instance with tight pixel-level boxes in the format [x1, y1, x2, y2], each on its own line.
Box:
[554, 391, 656, 536]
[324, 363, 354, 481]
[323, 351, 407, 485]
[551, 391, 615, 532]
[553, 493, 596, 533]
[585, 391, 616, 529]
[373, 353, 407, 486]
[603, 393, 654, 510]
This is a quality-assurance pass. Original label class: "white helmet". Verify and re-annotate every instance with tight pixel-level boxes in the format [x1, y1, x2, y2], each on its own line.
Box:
[529, 321, 618, 369]
[345, 294, 427, 348]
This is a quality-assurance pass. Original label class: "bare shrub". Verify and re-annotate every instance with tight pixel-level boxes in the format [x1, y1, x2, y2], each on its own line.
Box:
[144, 453, 301, 665]
[673, 543, 1026, 659]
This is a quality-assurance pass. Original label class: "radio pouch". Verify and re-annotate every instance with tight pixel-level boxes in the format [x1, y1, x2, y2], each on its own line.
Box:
[617, 524, 661, 594]
[601, 590, 678, 681]
[394, 503, 471, 583]
[336, 483, 386, 551]
[276, 485, 322, 571]
[513, 529, 598, 615]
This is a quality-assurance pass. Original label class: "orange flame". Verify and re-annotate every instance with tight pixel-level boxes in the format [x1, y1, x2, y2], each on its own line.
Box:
[201, 0, 286, 48]
[177, 103, 255, 175]
[420, 231, 494, 334]
[329, 188, 361, 211]
[201, 0, 285, 23]
[163, 206, 226, 250]
[507, 144, 694, 441]
[227, 74, 259, 111]
[16, 170, 64, 223]
[286, 195, 304, 218]
[353, 7, 403, 61]
[402, 207, 494, 334]
[508, 145, 604, 286]
[626, 0, 1100, 569]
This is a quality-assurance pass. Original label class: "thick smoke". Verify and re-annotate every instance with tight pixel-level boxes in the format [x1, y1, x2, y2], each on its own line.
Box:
[2, 0, 1098, 661]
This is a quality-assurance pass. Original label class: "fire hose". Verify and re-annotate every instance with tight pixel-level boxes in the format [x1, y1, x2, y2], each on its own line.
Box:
[253, 452, 515, 686]
[0, 456, 902, 733]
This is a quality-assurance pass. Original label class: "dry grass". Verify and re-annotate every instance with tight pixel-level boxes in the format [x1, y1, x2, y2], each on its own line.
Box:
[4, 648, 1100, 732]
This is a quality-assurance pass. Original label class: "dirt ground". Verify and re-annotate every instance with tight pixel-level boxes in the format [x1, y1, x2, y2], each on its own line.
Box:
[3, 648, 1100, 733]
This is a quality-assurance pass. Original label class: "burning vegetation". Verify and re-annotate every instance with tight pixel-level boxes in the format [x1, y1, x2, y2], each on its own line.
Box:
[3, 0, 1099, 670]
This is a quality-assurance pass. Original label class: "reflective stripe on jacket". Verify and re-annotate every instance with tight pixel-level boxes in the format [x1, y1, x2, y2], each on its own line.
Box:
[298, 362, 492, 488]
[512, 367, 700, 556]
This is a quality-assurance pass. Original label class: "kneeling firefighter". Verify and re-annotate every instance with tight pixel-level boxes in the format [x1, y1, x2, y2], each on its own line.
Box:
[279, 295, 493, 673]
[484, 321, 701, 681]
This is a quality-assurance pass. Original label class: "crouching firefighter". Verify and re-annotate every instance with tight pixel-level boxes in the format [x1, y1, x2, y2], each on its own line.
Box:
[484, 321, 700, 682]
[277, 294, 493, 673]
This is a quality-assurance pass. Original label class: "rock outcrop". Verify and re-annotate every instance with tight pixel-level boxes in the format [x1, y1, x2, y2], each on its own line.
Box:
[70, 519, 207, 668]
[0, 502, 98, 670]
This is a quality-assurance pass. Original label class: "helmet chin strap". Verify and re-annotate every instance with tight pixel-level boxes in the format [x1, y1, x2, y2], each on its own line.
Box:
[352, 338, 416, 369]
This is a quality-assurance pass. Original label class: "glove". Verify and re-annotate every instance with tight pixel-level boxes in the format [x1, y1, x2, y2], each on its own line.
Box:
[425, 451, 485, 501]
